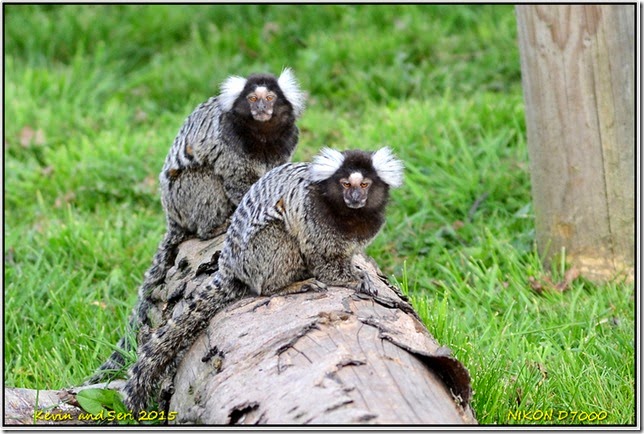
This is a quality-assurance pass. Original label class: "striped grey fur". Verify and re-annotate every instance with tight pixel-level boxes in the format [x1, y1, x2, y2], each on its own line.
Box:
[123, 148, 404, 413]
[87, 69, 305, 384]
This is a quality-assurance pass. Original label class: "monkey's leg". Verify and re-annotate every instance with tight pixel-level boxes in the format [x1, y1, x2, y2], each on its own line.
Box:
[231, 222, 309, 296]
[306, 252, 378, 296]
[164, 167, 234, 240]
[353, 269, 378, 296]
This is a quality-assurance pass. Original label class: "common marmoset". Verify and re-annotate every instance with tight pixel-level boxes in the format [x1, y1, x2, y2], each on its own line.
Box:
[122, 147, 404, 413]
[87, 68, 306, 383]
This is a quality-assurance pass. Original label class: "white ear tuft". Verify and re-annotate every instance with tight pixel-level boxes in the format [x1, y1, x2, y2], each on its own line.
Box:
[278, 67, 307, 118]
[372, 147, 404, 188]
[309, 148, 345, 182]
[218, 75, 247, 112]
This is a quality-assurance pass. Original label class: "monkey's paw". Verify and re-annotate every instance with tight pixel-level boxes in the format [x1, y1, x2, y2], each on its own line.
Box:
[281, 278, 328, 295]
[356, 273, 378, 297]
[300, 279, 328, 293]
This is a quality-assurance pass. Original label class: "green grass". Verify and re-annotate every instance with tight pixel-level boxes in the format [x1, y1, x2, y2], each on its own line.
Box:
[4, 4, 634, 425]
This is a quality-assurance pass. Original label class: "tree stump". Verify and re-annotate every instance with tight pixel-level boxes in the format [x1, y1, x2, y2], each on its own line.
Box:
[4, 237, 476, 425]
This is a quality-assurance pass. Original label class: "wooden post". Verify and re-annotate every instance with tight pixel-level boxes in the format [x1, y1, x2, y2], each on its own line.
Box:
[515, 5, 634, 282]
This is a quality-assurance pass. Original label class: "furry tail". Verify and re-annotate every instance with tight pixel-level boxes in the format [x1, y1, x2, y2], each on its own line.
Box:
[123, 278, 247, 414]
[84, 224, 187, 385]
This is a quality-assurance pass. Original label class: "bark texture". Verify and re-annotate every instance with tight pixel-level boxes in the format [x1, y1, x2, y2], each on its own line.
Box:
[161, 238, 475, 424]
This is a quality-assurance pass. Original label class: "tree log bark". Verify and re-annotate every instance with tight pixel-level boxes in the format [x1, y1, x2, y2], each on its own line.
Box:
[159, 237, 475, 424]
[4, 237, 476, 425]
[515, 5, 634, 282]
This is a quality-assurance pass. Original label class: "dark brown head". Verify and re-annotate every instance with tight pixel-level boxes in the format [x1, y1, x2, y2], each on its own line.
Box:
[310, 147, 404, 209]
[219, 68, 306, 123]
[218, 68, 305, 160]
[308, 147, 404, 239]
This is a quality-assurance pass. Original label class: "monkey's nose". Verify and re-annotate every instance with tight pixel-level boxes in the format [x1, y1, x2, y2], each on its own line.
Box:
[252, 110, 273, 122]
[345, 193, 367, 209]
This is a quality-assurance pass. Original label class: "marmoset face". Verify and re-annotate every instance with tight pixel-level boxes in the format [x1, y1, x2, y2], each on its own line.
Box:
[339, 172, 373, 209]
[246, 86, 277, 122]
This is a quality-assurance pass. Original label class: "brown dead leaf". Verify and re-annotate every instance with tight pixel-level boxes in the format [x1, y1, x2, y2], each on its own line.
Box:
[5, 246, 15, 265]
[19, 126, 35, 147]
[555, 267, 580, 291]
[91, 301, 107, 309]
[528, 276, 544, 294]
[136, 175, 158, 195]
[54, 192, 76, 208]
[130, 86, 148, 97]
[452, 220, 465, 230]
[35, 129, 46, 145]
[32, 221, 45, 234]
[537, 363, 548, 380]
[525, 360, 548, 387]
[19, 126, 46, 148]
[394, 18, 410, 31]
[529, 266, 580, 294]
[238, 39, 258, 59]
[262, 22, 280, 39]
[41, 166, 55, 177]
[533, 361, 548, 382]
[134, 108, 148, 123]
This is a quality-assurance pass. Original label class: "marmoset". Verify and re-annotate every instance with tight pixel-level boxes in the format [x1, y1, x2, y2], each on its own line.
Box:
[122, 147, 404, 413]
[87, 68, 306, 383]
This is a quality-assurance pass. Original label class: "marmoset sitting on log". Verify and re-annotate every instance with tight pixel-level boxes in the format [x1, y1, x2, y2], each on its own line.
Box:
[123, 147, 404, 413]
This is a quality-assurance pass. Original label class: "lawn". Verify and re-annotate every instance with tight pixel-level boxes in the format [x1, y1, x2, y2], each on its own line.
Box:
[4, 4, 635, 425]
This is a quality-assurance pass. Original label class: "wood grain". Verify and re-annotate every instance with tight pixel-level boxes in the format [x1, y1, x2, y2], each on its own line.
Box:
[516, 5, 634, 282]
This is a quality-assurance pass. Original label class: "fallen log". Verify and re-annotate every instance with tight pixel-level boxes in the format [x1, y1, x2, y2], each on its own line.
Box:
[153, 237, 476, 424]
[4, 236, 476, 425]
